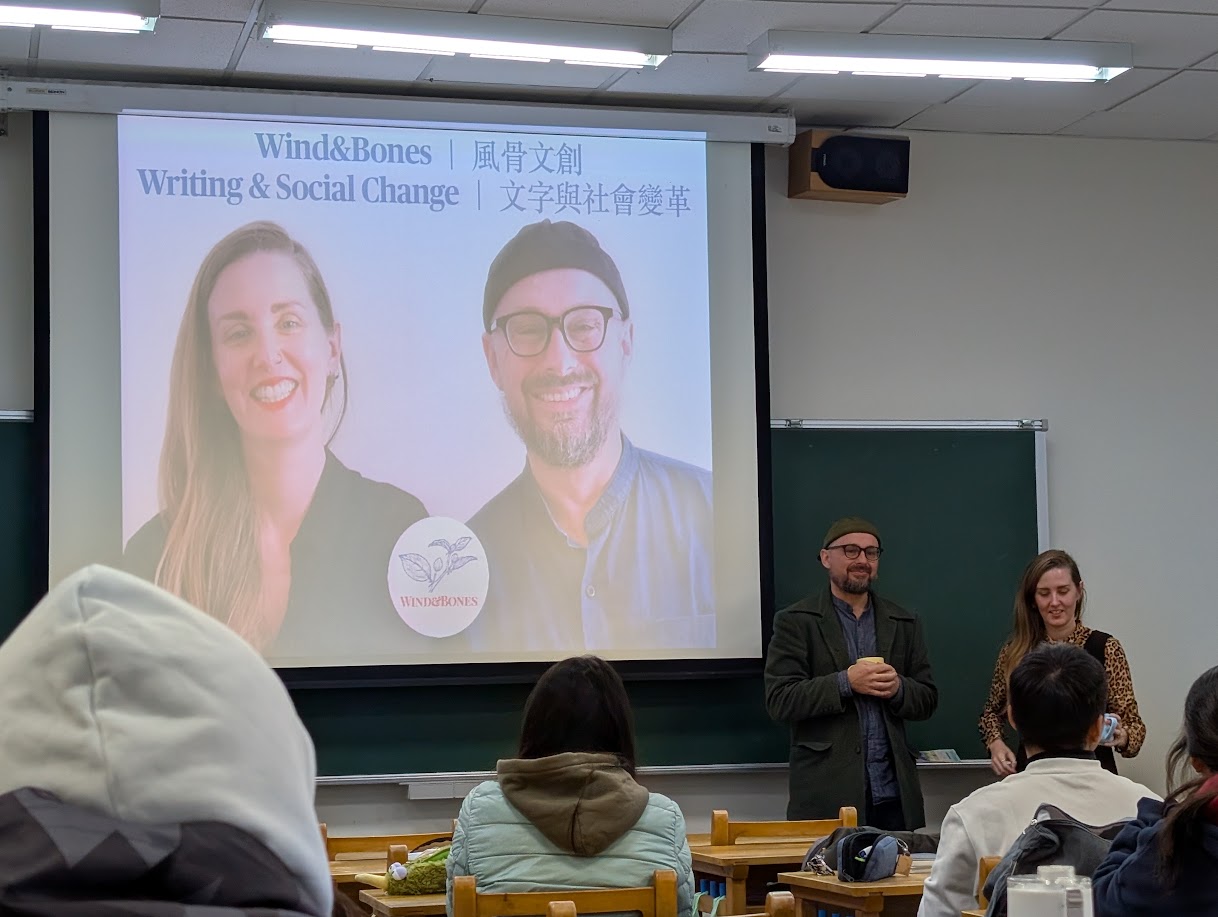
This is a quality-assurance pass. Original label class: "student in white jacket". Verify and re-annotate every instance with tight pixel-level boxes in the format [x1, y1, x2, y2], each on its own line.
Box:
[917, 644, 1158, 917]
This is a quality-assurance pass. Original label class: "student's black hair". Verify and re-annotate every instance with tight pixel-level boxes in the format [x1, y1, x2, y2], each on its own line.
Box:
[517, 655, 638, 776]
[1009, 643, 1107, 751]
[1159, 665, 1218, 885]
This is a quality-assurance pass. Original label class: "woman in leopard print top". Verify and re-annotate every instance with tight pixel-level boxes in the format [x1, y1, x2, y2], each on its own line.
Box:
[979, 549, 1145, 776]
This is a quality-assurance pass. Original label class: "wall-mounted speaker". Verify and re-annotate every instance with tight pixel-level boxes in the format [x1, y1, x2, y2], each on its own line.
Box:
[787, 130, 910, 204]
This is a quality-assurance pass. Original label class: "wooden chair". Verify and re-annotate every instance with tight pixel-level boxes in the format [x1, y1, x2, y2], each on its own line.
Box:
[322, 824, 452, 860]
[452, 869, 678, 917]
[708, 807, 858, 846]
[546, 904, 577, 917]
[977, 856, 1001, 907]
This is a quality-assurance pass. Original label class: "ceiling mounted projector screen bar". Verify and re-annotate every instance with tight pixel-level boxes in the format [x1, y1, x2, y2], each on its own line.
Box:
[1, 78, 794, 144]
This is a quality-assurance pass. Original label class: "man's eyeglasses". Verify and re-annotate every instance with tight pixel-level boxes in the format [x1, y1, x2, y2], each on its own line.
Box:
[491, 305, 617, 358]
[827, 544, 883, 561]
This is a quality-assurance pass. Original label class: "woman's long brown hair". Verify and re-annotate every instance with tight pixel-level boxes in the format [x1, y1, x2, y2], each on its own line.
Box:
[154, 221, 346, 647]
[1158, 665, 1218, 884]
[1003, 549, 1086, 681]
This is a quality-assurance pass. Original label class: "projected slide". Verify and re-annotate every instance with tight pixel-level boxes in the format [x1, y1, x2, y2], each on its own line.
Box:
[117, 114, 714, 665]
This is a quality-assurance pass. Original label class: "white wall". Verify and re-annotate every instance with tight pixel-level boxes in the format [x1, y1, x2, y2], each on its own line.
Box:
[0, 111, 33, 411]
[767, 132, 1218, 796]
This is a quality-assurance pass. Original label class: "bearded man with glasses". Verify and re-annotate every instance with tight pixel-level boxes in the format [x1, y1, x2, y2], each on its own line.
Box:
[764, 517, 938, 829]
[466, 219, 713, 654]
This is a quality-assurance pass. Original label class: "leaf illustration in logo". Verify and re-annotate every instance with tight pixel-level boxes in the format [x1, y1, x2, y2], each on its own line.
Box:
[429, 538, 454, 552]
[448, 554, 478, 574]
[399, 553, 433, 584]
[452, 536, 471, 552]
[433, 557, 444, 573]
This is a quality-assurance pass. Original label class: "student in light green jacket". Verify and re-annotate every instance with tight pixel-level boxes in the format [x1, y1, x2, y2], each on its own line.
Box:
[446, 656, 694, 917]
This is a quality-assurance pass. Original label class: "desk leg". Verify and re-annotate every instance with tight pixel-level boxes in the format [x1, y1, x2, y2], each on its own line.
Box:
[725, 876, 748, 916]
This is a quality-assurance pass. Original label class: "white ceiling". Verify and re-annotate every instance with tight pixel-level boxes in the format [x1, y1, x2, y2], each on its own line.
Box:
[3, 1, 1218, 142]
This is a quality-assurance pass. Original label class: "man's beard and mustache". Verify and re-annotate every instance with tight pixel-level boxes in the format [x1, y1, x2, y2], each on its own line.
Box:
[831, 563, 874, 595]
[504, 370, 616, 468]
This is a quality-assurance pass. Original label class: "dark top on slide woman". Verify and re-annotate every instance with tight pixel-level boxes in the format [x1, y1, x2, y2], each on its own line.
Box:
[124, 450, 426, 661]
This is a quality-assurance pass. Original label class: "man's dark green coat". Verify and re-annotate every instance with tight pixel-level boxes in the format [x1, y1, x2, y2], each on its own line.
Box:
[764, 589, 938, 828]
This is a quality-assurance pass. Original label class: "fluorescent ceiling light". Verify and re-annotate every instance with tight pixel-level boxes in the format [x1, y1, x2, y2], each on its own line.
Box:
[261, 1, 670, 68]
[0, 1, 157, 31]
[748, 31, 1131, 82]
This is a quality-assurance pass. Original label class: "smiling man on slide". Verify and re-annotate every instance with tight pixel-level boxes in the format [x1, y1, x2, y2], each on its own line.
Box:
[467, 219, 713, 653]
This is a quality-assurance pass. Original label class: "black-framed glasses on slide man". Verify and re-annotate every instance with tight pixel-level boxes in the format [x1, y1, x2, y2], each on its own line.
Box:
[491, 305, 618, 358]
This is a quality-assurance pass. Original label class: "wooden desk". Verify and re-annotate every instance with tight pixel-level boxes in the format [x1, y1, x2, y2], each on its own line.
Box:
[778, 871, 926, 917]
[691, 843, 813, 915]
[331, 857, 388, 884]
[359, 889, 448, 917]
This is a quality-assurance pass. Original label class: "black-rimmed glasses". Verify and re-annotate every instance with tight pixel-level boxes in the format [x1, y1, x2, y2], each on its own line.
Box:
[491, 305, 617, 358]
[827, 544, 883, 561]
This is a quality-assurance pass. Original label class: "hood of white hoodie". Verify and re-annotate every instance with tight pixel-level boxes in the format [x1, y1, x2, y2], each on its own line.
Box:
[0, 565, 332, 914]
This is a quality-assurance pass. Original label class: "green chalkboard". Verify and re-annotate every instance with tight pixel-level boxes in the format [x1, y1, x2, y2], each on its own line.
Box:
[0, 420, 39, 641]
[769, 425, 1041, 760]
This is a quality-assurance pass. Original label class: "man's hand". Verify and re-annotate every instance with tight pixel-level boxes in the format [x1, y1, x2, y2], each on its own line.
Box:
[847, 660, 900, 698]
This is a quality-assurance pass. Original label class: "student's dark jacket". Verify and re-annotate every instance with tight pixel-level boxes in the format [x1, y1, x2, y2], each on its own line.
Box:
[764, 589, 938, 828]
[1092, 792, 1218, 916]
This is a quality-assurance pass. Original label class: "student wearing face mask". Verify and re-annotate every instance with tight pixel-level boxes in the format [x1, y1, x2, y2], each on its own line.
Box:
[979, 549, 1146, 776]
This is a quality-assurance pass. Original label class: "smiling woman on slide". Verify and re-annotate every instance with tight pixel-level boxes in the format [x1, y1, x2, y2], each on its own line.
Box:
[123, 221, 427, 653]
[979, 549, 1146, 777]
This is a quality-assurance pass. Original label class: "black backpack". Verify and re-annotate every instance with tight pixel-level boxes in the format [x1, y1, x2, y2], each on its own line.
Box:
[983, 803, 1130, 917]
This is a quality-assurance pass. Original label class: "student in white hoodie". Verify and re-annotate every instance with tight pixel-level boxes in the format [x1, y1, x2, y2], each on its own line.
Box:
[917, 643, 1158, 917]
[0, 565, 333, 916]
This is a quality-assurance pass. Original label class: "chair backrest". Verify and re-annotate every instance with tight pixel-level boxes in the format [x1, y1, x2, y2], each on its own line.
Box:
[977, 856, 1001, 907]
[546, 904, 577, 917]
[709, 807, 858, 845]
[451, 869, 678, 917]
[325, 830, 452, 860]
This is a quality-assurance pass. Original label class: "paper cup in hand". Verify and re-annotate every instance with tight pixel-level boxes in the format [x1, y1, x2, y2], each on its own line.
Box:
[859, 656, 884, 664]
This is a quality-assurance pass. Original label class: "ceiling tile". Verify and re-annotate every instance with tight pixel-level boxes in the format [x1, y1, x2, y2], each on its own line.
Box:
[1059, 70, 1218, 139]
[322, 0, 476, 9]
[948, 67, 1172, 111]
[779, 71, 973, 105]
[160, 0, 253, 21]
[1101, 68, 1218, 120]
[873, 4, 1080, 39]
[1058, 110, 1211, 140]
[1055, 10, 1218, 69]
[901, 103, 1088, 134]
[38, 17, 242, 69]
[476, 0, 690, 28]
[788, 98, 931, 129]
[889, 0, 1092, 5]
[0, 27, 31, 61]
[423, 55, 620, 89]
[1102, 0, 1218, 12]
[237, 39, 434, 81]
[674, 1, 895, 54]
[606, 53, 797, 100]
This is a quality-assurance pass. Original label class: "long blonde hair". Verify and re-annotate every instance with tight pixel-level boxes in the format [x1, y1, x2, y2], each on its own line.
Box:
[155, 221, 346, 647]
[1003, 549, 1086, 680]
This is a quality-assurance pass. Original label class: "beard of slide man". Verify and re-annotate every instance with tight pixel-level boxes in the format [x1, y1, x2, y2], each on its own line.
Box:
[466, 219, 714, 654]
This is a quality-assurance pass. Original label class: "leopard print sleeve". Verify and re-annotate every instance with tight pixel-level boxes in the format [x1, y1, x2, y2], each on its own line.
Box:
[1104, 636, 1146, 758]
[979, 643, 1011, 751]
